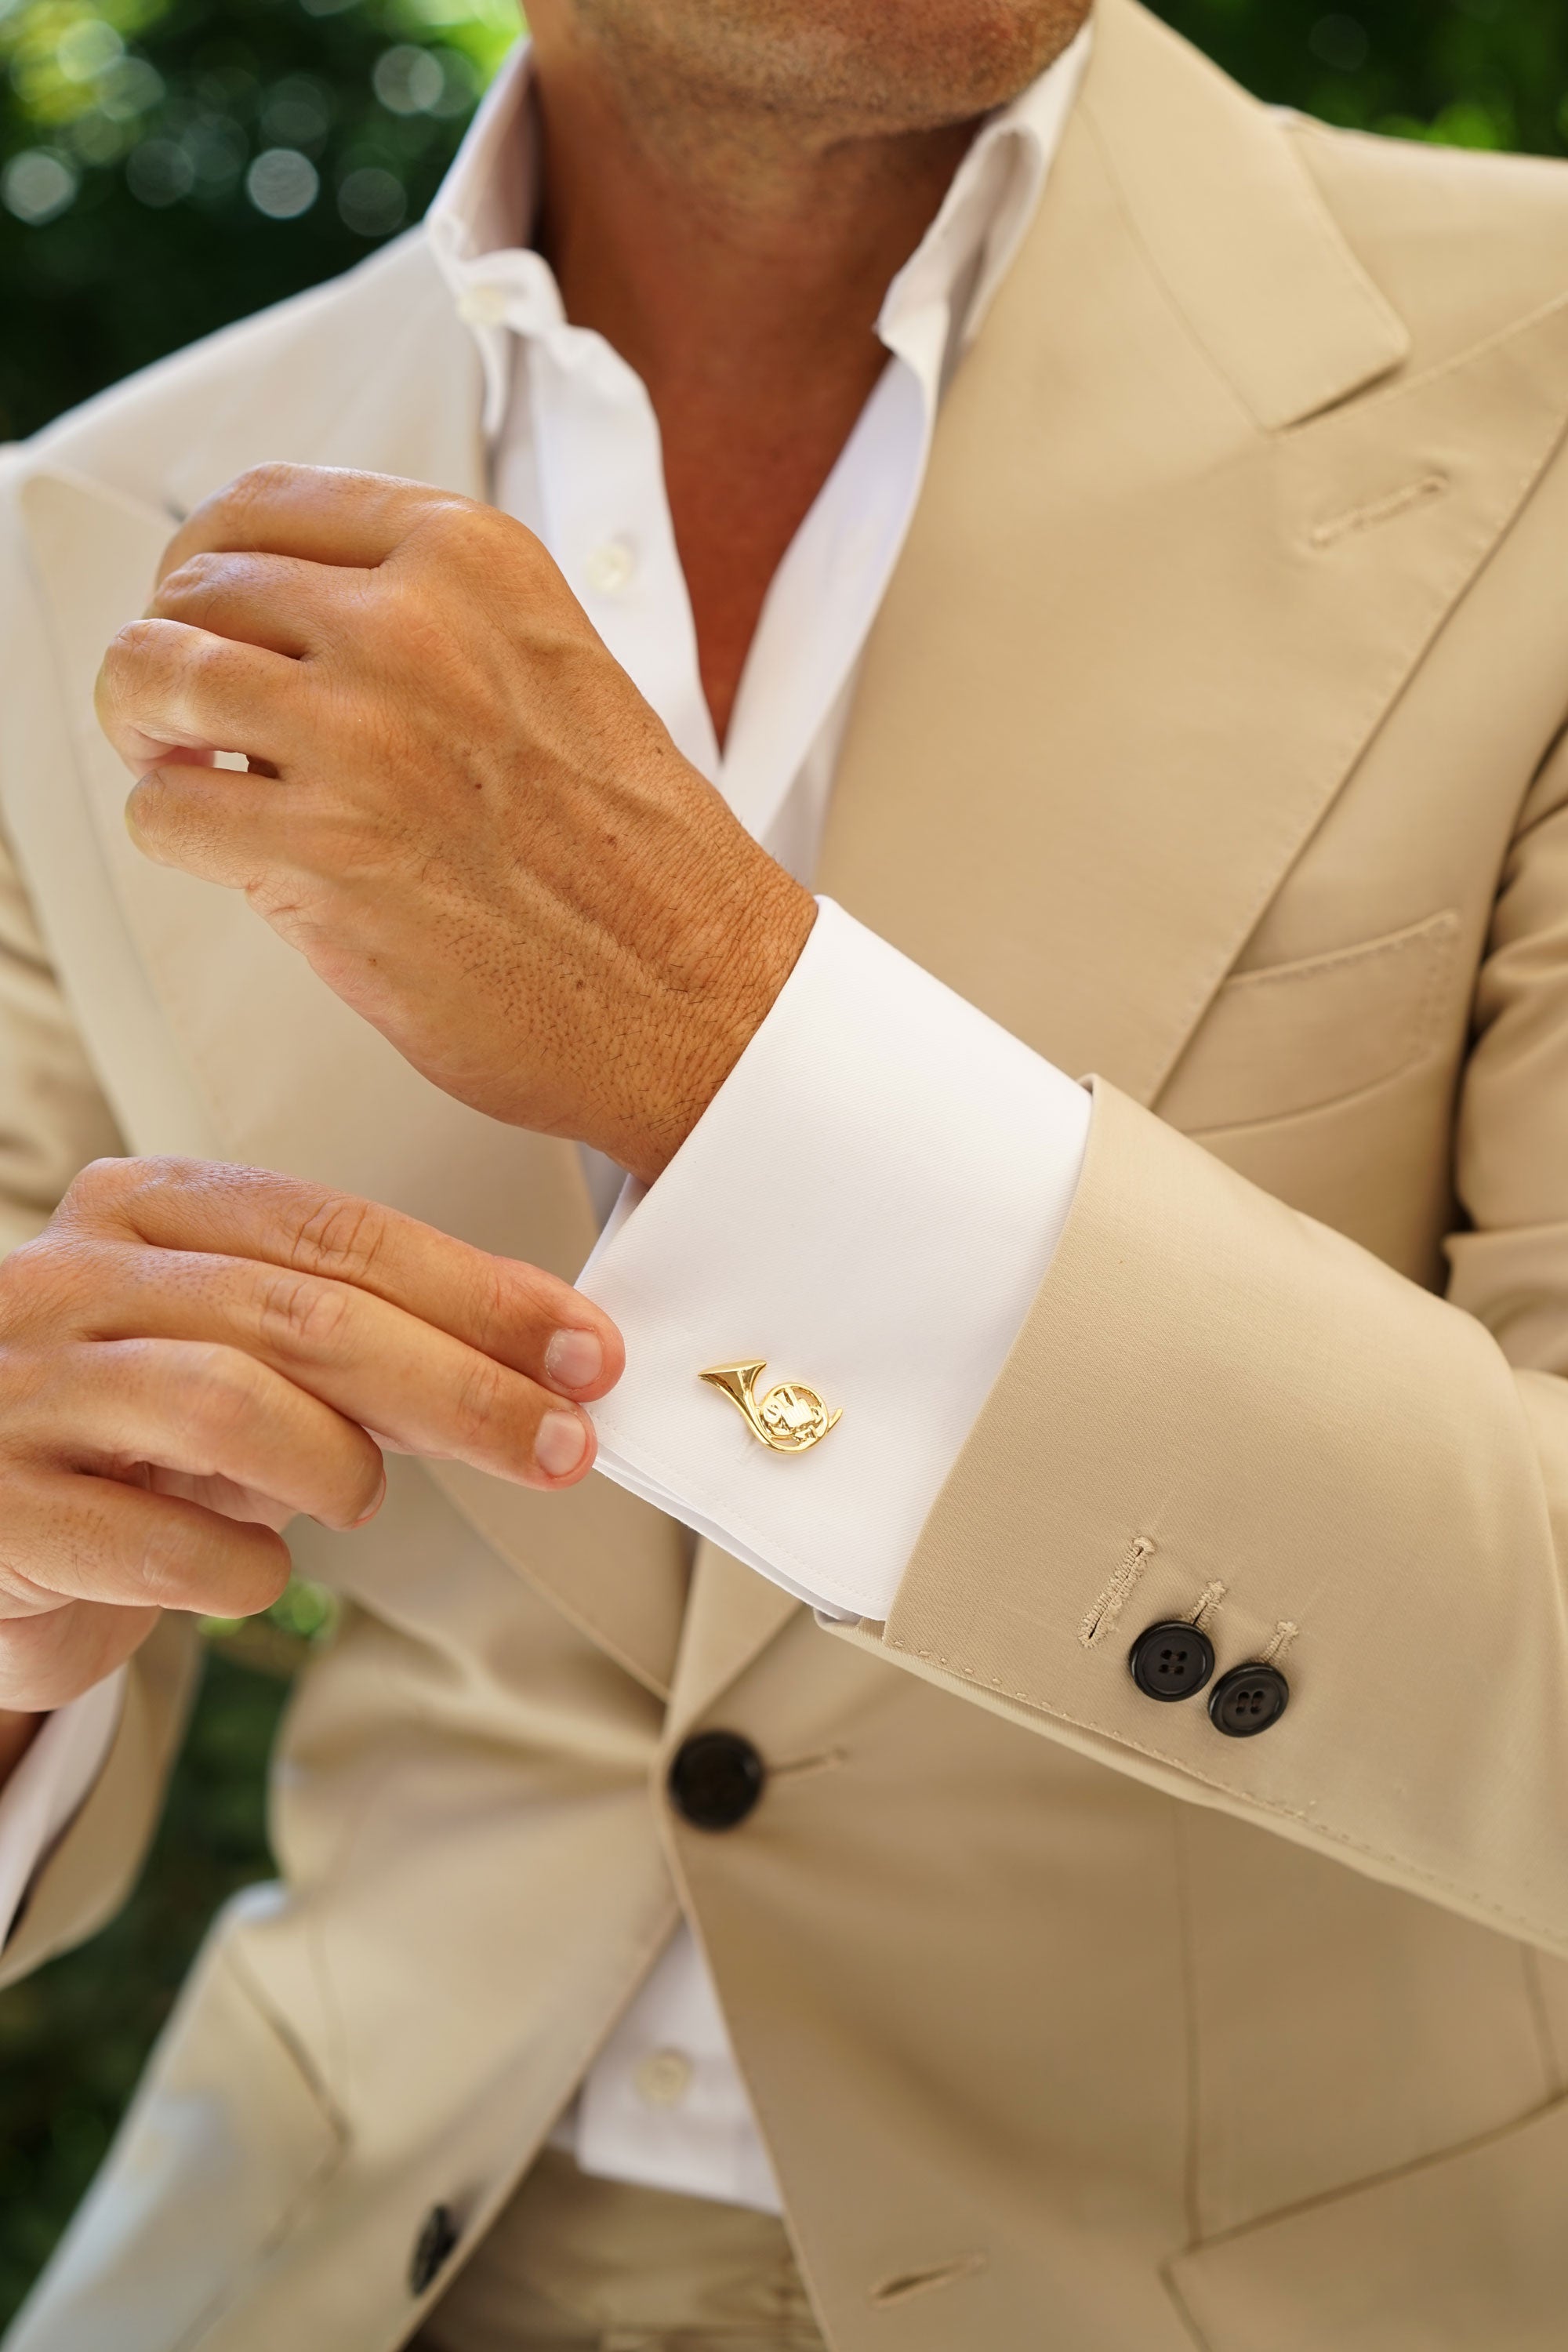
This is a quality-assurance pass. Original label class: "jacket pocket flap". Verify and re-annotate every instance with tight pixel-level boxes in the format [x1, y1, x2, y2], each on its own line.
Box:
[1166, 2094, 1568, 2352]
[1159, 907, 1460, 1135]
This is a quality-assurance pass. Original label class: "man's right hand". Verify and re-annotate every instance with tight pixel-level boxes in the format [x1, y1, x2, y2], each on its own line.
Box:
[0, 1156, 622, 1729]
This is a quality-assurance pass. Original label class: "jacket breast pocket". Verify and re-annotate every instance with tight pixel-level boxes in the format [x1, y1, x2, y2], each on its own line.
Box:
[1165, 2093, 1568, 2351]
[1158, 907, 1461, 1137]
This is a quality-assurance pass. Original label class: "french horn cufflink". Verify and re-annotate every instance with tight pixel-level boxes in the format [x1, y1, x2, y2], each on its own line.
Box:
[699, 1361, 841, 1454]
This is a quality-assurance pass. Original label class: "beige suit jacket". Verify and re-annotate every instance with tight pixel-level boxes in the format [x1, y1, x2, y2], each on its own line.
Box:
[5, 5, 1568, 2345]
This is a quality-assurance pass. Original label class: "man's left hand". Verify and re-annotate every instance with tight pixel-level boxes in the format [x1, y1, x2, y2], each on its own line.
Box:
[96, 464, 816, 1184]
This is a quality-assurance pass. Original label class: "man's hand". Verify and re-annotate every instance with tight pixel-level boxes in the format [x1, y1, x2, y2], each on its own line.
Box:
[96, 466, 817, 1185]
[0, 1155, 620, 1719]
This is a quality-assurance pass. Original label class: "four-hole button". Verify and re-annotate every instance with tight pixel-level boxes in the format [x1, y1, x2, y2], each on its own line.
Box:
[1209, 1661, 1290, 1737]
[1127, 1621, 1215, 1702]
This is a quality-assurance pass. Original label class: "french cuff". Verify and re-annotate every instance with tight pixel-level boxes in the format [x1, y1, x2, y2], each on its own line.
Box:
[0, 1669, 124, 1947]
[578, 897, 1090, 1622]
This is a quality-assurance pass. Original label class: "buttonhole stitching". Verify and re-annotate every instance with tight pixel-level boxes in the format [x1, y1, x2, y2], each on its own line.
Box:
[1308, 471, 1447, 549]
[870, 2252, 988, 2307]
[1079, 1535, 1155, 1649]
[1261, 1619, 1299, 1667]
[768, 1748, 848, 1784]
[1189, 1580, 1227, 1631]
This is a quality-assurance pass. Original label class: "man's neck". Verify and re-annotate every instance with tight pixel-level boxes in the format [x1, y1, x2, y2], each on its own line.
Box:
[527, 16, 984, 743]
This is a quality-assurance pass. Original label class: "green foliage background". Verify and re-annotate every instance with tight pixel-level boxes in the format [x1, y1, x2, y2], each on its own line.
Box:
[0, 0, 1564, 2325]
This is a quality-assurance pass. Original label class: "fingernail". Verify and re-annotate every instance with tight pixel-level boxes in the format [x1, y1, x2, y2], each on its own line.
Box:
[536, 1410, 590, 1479]
[544, 1329, 604, 1391]
[351, 1464, 387, 1528]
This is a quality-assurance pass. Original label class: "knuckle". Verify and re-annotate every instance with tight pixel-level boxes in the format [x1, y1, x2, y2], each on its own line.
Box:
[62, 1156, 136, 1218]
[182, 1343, 263, 1447]
[284, 1189, 387, 1289]
[451, 1348, 509, 1445]
[100, 619, 165, 698]
[256, 1267, 353, 1359]
[63, 1154, 200, 1236]
[154, 549, 232, 612]
[0, 1233, 74, 1327]
[221, 459, 303, 519]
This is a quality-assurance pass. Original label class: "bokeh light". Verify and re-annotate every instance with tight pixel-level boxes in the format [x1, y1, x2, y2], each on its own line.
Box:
[245, 141, 318, 216]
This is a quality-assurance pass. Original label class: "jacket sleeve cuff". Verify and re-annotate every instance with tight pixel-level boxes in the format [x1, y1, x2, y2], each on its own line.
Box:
[577, 898, 1090, 1620]
[0, 1670, 124, 1950]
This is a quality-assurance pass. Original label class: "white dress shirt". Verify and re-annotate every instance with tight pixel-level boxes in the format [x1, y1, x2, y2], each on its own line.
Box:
[0, 26, 1093, 2215]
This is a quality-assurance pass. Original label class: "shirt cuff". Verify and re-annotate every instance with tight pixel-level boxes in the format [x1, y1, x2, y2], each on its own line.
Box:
[578, 898, 1090, 1622]
[0, 1670, 125, 1948]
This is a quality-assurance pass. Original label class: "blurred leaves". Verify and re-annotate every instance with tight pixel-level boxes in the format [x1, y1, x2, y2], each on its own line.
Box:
[0, 0, 520, 438]
[1156, 0, 1568, 154]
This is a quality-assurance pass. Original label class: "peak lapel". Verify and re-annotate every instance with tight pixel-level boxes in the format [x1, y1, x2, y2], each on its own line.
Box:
[15, 456, 688, 1698]
[818, 0, 1568, 1105]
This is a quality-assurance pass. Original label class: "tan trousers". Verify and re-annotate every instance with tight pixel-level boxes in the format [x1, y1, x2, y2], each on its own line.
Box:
[416, 2150, 828, 2352]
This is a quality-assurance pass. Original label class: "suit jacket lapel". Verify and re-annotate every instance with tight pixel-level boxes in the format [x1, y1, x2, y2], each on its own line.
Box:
[818, 0, 1568, 1108]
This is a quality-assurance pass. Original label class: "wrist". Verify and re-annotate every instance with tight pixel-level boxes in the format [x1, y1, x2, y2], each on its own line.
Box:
[621, 868, 818, 1185]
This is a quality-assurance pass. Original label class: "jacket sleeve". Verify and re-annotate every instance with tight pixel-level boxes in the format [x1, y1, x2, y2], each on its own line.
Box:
[0, 1617, 199, 1991]
[0, 800, 199, 1987]
[824, 728, 1568, 1958]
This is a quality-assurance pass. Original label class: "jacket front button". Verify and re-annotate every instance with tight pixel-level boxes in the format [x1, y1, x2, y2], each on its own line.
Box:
[1127, 1620, 1215, 1700]
[1209, 1661, 1290, 1737]
[668, 1730, 766, 1830]
[409, 2205, 460, 2296]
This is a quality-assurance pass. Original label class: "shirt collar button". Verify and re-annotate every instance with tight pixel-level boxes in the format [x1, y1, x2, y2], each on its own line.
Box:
[585, 537, 637, 597]
[456, 282, 511, 328]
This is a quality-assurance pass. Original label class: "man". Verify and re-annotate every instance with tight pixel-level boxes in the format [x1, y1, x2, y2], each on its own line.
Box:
[2, 0, 1568, 2341]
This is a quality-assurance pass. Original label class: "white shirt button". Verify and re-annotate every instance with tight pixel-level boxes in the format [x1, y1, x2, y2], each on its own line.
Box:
[584, 537, 637, 597]
[633, 2048, 693, 2109]
[456, 283, 510, 328]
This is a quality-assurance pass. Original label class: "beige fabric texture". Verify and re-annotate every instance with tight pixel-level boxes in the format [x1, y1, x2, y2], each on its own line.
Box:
[415, 2149, 824, 2351]
[5, 4, 1568, 2346]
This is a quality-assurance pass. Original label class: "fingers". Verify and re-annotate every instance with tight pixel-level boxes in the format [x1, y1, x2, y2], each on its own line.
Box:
[124, 761, 295, 888]
[65, 1245, 600, 1489]
[148, 549, 361, 661]
[12, 1338, 386, 1536]
[67, 1158, 624, 1398]
[0, 1469, 290, 1621]
[96, 616, 300, 777]
[157, 464, 459, 583]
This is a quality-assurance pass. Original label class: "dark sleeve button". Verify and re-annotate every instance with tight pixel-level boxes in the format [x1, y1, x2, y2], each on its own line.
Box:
[409, 2204, 460, 2296]
[668, 1731, 766, 1831]
[1209, 1661, 1290, 1737]
[1128, 1620, 1215, 1701]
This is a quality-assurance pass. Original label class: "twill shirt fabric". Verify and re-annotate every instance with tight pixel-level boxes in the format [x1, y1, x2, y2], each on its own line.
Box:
[5, 3, 1568, 2347]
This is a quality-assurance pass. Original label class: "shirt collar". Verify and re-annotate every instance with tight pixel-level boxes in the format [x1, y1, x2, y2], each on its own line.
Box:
[427, 18, 1093, 438]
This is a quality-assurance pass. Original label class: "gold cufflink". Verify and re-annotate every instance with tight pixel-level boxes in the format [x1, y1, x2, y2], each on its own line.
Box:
[699, 1361, 841, 1454]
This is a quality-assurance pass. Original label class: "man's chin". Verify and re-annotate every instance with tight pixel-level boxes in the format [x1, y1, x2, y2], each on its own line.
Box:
[564, 0, 1092, 142]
